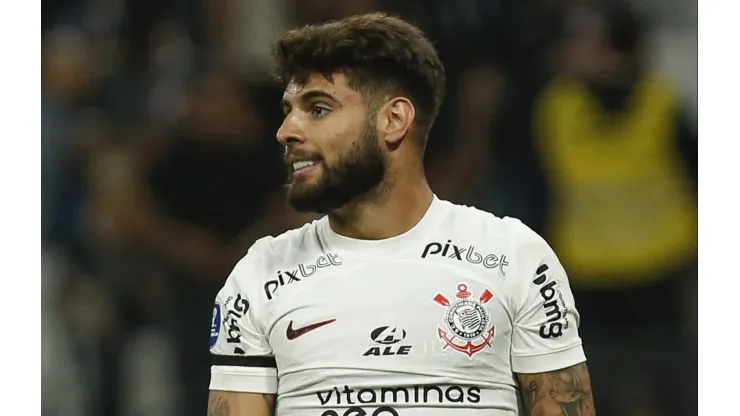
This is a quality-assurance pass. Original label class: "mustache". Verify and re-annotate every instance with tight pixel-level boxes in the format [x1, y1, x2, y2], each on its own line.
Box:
[284, 148, 323, 165]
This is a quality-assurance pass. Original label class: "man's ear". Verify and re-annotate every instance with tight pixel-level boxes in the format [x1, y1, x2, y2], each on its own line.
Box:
[377, 97, 416, 147]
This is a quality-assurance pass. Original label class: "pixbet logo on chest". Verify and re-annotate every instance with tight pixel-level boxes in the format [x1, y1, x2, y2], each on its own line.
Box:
[264, 253, 342, 300]
[422, 240, 509, 275]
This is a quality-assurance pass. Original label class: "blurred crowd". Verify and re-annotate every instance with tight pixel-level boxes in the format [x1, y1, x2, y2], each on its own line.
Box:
[41, 0, 697, 415]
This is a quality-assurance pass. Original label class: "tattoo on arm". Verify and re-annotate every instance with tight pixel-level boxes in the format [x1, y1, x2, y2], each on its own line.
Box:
[517, 362, 595, 416]
[208, 395, 230, 416]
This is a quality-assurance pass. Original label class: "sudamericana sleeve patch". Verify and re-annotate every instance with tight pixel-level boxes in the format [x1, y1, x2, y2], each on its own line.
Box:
[209, 302, 222, 349]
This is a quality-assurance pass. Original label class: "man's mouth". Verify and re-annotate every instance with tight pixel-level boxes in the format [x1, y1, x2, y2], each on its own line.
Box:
[292, 160, 321, 177]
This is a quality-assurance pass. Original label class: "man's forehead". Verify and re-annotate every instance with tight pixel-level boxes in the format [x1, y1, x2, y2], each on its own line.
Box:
[282, 73, 353, 99]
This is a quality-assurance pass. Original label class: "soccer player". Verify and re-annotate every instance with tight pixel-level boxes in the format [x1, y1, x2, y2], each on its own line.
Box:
[207, 13, 595, 416]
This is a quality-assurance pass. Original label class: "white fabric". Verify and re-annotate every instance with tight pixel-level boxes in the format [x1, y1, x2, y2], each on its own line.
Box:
[209, 197, 586, 415]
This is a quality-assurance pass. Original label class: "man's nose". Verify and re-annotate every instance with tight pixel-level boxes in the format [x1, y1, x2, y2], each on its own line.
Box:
[276, 117, 305, 146]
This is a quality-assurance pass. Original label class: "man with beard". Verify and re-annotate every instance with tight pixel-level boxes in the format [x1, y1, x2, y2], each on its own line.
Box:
[207, 13, 595, 416]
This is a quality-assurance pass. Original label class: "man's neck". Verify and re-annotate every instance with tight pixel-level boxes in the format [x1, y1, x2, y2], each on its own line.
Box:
[327, 176, 434, 240]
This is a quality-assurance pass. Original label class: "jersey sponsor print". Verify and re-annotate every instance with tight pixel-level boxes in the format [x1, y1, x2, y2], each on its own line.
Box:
[208, 197, 587, 414]
[316, 385, 482, 416]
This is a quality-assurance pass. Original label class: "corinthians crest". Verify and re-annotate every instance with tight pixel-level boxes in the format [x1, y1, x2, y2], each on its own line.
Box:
[433, 283, 495, 357]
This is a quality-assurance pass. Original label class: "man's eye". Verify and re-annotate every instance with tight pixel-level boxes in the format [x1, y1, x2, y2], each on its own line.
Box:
[311, 106, 331, 117]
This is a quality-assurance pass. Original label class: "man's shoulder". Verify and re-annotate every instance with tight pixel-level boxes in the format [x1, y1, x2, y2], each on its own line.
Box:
[438, 199, 539, 245]
[438, 200, 559, 295]
[228, 218, 328, 282]
[256, 218, 325, 253]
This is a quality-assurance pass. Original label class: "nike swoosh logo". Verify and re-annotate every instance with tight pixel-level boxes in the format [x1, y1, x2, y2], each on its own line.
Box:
[286, 319, 336, 340]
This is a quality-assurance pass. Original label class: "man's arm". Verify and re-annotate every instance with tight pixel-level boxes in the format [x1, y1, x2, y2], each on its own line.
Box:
[517, 362, 595, 416]
[505, 221, 595, 415]
[208, 243, 279, 416]
[207, 391, 276, 416]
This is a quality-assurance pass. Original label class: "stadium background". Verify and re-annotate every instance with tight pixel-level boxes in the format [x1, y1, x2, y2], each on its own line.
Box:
[41, 0, 697, 415]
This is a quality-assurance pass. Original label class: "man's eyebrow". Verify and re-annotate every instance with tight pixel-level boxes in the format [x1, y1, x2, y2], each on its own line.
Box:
[281, 90, 339, 109]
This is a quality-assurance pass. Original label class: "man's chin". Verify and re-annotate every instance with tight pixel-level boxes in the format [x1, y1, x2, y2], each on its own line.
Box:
[286, 186, 330, 214]
[287, 198, 331, 214]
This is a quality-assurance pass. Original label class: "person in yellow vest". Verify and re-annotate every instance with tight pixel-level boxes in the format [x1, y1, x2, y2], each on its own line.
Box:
[530, 3, 696, 416]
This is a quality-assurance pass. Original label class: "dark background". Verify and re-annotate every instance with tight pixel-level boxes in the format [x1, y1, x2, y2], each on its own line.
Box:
[41, 0, 697, 415]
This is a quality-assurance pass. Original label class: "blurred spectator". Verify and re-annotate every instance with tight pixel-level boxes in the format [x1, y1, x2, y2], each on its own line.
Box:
[42, 25, 97, 242]
[121, 70, 314, 414]
[512, 2, 697, 415]
[141, 70, 302, 278]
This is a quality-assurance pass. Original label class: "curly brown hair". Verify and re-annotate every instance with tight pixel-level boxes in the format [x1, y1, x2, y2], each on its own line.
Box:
[271, 12, 446, 153]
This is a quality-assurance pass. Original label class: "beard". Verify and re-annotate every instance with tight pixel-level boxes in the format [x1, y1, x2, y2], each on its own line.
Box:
[285, 116, 387, 214]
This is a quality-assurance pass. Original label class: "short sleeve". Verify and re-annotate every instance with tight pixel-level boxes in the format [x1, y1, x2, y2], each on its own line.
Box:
[510, 230, 586, 374]
[209, 246, 277, 394]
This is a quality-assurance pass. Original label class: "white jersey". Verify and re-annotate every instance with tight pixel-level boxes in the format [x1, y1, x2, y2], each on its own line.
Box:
[209, 196, 586, 415]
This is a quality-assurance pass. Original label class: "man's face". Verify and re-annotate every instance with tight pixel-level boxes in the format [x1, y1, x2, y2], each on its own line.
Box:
[278, 73, 387, 213]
